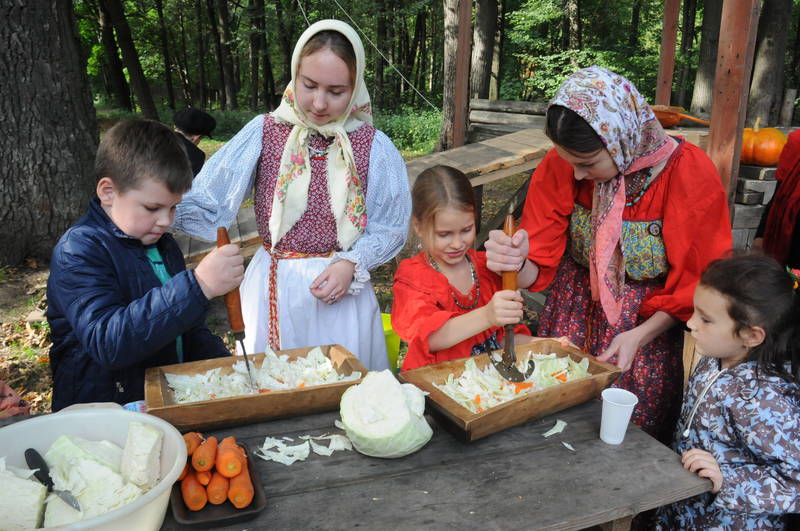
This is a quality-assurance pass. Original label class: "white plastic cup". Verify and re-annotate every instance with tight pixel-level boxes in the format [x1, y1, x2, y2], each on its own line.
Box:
[600, 388, 639, 445]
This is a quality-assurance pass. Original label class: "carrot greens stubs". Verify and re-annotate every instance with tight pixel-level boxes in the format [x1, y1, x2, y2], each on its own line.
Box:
[434, 353, 590, 414]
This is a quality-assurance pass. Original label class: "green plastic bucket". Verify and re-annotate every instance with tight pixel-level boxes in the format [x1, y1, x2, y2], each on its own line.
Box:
[382, 313, 401, 373]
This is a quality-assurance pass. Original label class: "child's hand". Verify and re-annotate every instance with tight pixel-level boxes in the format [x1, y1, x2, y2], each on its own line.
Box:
[194, 244, 245, 299]
[484, 289, 524, 327]
[682, 448, 723, 493]
[310, 260, 356, 304]
[485, 229, 529, 273]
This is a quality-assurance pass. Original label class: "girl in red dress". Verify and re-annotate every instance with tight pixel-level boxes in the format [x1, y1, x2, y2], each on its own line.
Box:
[392, 165, 533, 371]
[486, 66, 732, 442]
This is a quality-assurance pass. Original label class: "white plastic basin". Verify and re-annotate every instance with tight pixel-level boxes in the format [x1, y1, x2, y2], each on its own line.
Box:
[0, 405, 186, 530]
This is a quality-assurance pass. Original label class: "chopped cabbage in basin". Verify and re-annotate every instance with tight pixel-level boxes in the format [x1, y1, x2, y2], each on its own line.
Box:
[434, 353, 590, 414]
[165, 346, 362, 403]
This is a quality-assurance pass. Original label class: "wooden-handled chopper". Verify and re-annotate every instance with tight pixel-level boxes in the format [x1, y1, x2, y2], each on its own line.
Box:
[217, 227, 257, 392]
[489, 214, 534, 382]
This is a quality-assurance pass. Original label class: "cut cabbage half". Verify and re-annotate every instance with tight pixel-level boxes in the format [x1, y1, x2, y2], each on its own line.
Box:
[339, 370, 432, 458]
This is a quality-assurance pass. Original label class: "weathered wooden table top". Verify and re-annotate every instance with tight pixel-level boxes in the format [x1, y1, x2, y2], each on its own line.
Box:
[156, 399, 708, 531]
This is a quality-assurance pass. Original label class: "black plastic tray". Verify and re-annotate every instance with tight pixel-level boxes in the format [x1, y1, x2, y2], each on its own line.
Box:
[170, 442, 267, 527]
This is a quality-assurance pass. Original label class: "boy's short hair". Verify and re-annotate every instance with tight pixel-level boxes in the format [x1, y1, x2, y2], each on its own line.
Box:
[95, 119, 193, 194]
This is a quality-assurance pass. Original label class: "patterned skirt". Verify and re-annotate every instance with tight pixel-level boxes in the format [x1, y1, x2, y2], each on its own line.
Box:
[538, 256, 683, 443]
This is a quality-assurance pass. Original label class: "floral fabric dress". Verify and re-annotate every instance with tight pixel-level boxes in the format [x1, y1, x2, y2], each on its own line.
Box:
[655, 356, 800, 530]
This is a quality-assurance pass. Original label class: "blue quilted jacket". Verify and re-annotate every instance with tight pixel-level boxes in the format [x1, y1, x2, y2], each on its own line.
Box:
[47, 199, 229, 410]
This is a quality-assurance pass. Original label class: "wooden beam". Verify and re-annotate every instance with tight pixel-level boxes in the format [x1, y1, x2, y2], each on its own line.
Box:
[655, 0, 681, 105]
[706, 0, 761, 198]
[452, 0, 472, 147]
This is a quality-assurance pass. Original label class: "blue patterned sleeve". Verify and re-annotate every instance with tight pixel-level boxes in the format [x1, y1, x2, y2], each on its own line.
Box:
[172, 115, 265, 242]
[712, 383, 800, 515]
[335, 130, 411, 280]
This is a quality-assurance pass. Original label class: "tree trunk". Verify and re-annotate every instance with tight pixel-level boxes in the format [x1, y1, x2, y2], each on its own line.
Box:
[274, 0, 297, 88]
[746, 0, 792, 126]
[437, 0, 459, 151]
[206, 0, 226, 109]
[194, 0, 207, 108]
[249, 0, 261, 111]
[215, 0, 237, 110]
[1, 0, 98, 264]
[374, 0, 386, 110]
[176, 8, 193, 106]
[154, 0, 175, 110]
[409, 9, 427, 106]
[690, 0, 723, 117]
[676, 0, 698, 108]
[103, 0, 159, 119]
[565, 0, 581, 49]
[628, 0, 643, 48]
[489, 0, 504, 100]
[470, 0, 497, 99]
[97, 1, 131, 110]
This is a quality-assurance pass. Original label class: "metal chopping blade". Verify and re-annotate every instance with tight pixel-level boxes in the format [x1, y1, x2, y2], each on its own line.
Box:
[217, 227, 258, 393]
[25, 448, 82, 512]
[488, 214, 534, 383]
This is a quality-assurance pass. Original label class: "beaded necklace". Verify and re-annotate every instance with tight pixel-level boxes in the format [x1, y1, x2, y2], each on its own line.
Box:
[428, 253, 481, 310]
[624, 167, 655, 207]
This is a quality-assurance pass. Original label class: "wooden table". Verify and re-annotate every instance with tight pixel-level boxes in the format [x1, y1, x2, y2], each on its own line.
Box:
[157, 399, 708, 531]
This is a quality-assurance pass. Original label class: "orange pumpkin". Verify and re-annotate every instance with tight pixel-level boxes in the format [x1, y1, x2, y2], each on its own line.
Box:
[740, 117, 787, 166]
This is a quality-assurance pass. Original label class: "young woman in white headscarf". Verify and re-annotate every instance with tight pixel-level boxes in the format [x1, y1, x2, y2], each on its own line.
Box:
[485, 66, 732, 443]
[174, 20, 410, 370]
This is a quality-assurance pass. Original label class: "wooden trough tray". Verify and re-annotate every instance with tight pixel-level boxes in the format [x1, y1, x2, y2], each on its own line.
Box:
[145, 344, 365, 432]
[398, 339, 621, 442]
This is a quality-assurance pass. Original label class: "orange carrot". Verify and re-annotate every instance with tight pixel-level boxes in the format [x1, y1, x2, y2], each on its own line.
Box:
[195, 469, 212, 485]
[227, 462, 254, 509]
[552, 371, 568, 383]
[192, 436, 218, 472]
[183, 432, 203, 456]
[206, 471, 229, 505]
[216, 446, 243, 478]
[473, 394, 481, 405]
[259, 388, 271, 393]
[181, 471, 208, 511]
[177, 461, 189, 482]
[514, 382, 534, 394]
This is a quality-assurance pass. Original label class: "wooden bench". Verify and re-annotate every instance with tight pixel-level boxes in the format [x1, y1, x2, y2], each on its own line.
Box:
[468, 98, 548, 143]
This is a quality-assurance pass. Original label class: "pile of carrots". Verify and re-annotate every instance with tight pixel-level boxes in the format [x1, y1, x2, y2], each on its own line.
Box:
[178, 432, 255, 511]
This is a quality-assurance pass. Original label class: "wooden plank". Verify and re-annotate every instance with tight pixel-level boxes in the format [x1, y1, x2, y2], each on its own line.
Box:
[469, 157, 541, 188]
[707, 0, 761, 199]
[144, 344, 367, 432]
[470, 110, 547, 128]
[734, 190, 764, 205]
[738, 165, 776, 180]
[470, 98, 548, 115]
[160, 399, 709, 531]
[451, 0, 471, 148]
[655, 0, 681, 105]
[732, 204, 765, 229]
[398, 340, 621, 441]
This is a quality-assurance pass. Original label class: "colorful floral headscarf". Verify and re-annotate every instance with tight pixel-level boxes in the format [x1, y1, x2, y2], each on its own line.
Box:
[270, 20, 372, 251]
[550, 66, 676, 324]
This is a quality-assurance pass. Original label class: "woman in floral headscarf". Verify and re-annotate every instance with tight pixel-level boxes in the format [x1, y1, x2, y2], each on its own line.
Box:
[174, 20, 410, 370]
[486, 66, 732, 442]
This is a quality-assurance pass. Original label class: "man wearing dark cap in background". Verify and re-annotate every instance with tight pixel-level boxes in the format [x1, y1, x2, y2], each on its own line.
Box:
[173, 108, 216, 176]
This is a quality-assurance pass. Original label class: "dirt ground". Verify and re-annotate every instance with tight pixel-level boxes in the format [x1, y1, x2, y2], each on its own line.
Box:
[0, 171, 532, 414]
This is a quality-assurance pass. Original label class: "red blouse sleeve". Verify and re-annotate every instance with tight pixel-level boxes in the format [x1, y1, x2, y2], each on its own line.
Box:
[518, 149, 577, 292]
[640, 143, 732, 321]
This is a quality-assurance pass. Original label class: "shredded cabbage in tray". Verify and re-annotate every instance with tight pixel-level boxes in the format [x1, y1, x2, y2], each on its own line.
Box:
[165, 346, 362, 404]
[433, 352, 590, 414]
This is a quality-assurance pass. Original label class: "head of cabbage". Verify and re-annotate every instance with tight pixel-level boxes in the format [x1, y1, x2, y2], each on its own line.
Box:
[339, 370, 432, 458]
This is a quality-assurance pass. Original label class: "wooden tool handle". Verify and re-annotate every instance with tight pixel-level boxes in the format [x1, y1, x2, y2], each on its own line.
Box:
[502, 214, 517, 291]
[216, 227, 245, 334]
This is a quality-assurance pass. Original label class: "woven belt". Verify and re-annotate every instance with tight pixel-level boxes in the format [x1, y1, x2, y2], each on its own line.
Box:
[265, 244, 334, 351]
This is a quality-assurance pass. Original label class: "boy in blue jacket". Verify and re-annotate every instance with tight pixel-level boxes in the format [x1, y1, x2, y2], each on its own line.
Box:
[47, 119, 244, 410]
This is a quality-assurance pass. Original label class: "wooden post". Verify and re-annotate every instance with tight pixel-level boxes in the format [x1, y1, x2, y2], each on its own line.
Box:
[655, 0, 681, 106]
[452, 0, 472, 148]
[706, 0, 761, 200]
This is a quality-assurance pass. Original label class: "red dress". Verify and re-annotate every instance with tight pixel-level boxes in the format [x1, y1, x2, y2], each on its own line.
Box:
[392, 249, 531, 371]
[523, 141, 732, 442]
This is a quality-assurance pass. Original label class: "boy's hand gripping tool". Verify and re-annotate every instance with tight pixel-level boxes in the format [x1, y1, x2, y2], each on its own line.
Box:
[216, 227, 257, 393]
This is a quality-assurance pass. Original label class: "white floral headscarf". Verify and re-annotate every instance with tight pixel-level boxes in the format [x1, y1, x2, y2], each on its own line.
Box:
[269, 19, 372, 251]
[550, 66, 676, 324]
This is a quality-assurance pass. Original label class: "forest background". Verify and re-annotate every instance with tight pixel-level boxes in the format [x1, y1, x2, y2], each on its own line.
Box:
[1, 0, 799, 412]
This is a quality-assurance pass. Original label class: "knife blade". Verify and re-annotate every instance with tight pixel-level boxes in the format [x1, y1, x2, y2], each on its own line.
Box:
[25, 447, 82, 512]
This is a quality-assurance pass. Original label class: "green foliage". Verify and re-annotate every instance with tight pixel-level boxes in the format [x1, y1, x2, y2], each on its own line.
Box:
[373, 108, 442, 156]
